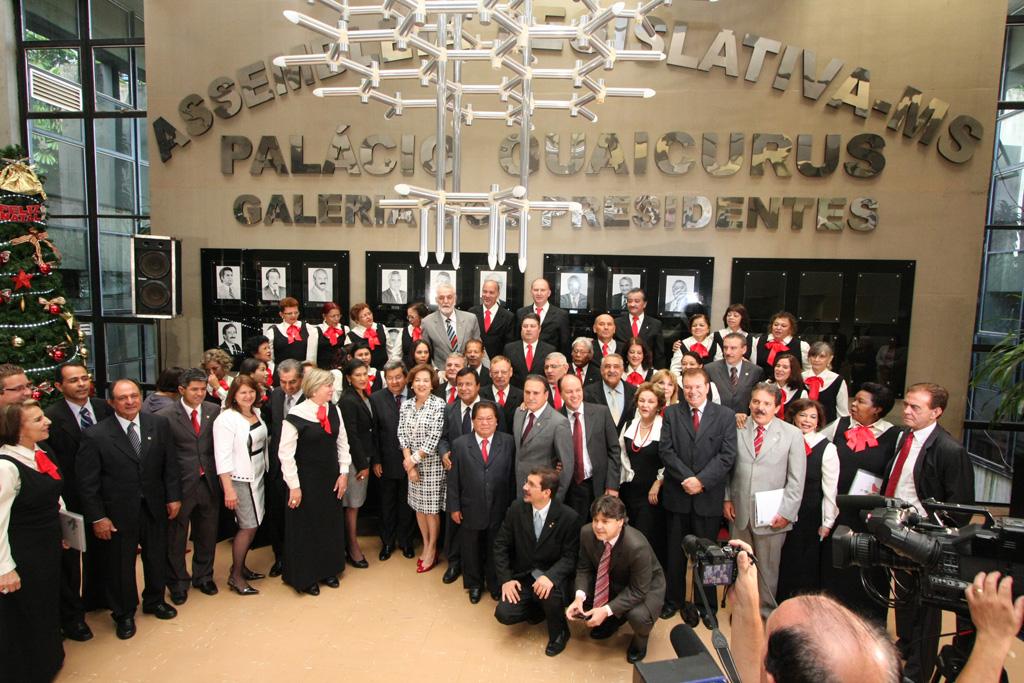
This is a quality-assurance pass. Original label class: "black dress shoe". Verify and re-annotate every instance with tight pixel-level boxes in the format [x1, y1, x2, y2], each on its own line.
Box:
[490, 590, 500, 602]
[442, 564, 461, 584]
[227, 578, 259, 596]
[196, 581, 219, 596]
[468, 588, 482, 604]
[545, 629, 570, 657]
[303, 584, 320, 596]
[379, 544, 394, 561]
[660, 604, 678, 620]
[589, 620, 620, 640]
[114, 616, 136, 640]
[62, 621, 94, 642]
[401, 546, 416, 559]
[241, 568, 265, 581]
[170, 591, 187, 606]
[322, 576, 340, 588]
[268, 560, 284, 577]
[626, 638, 649, 664]
[346, 554, 369, 569]
[142, 602, 178, 620]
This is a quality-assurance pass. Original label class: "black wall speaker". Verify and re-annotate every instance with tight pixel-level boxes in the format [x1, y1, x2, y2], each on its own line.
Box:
[131, 235, 182, 318]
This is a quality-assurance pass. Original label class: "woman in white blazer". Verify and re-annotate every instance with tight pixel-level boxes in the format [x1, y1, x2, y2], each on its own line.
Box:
[214, 374, 268, 596]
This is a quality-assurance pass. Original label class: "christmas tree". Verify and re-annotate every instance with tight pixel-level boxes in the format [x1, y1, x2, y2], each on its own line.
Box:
[0, 146, 85, 404]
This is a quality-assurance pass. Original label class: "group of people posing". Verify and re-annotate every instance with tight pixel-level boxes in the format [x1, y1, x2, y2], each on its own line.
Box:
[0, 276, 976, 682]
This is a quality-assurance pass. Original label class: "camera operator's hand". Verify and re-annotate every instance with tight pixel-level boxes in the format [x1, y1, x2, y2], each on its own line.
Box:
[726, 539, 758, 607]
[726, 538, 763, 683]
[959, 572, 1024, 683]
[723, 501, 736, 522]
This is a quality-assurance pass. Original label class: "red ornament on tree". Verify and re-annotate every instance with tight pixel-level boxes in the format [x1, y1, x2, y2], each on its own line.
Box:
[38, 261, 51, 275]
[48, 303, 60, 314]
[31, 390, 42, 401]
[11, 269, 32, 290]
[52, 349, 66, 361]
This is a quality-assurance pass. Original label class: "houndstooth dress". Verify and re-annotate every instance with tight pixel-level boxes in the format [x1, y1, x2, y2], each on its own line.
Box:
[398, 393, 447, 514]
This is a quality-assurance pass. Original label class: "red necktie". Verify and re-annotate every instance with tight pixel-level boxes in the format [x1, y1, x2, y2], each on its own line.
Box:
[602, 343, 609, 356]
[845, 425, 878, 452]
[776, 389, 788, 419]
[525, 344, 534, 369]
[553, 386, 562, 410]
[412, 326, 422, 341]
[191, 409, 201, 436]
[593, 541, 612, 608]
[692, 407, 700, 431]
[448, 386, 456, 404]
[536, 306, 543, 318]
[691, 342, 708, 358]
[497, 389, 505, 406]
[754, 425, 765, 456]
[805, 375, 824, 400]
[765, 338, 789, 366]
[575, 366, 583, 380]
[323, 326, 343, 346]
[631, 316, 640, 337]
[286, 324, 302, 343]
[572, 411, 585, 485]
[884, 433, 915, 497]
[317, 404, 332, 434]
[365, 326, 381, 350]
[481, 438, 489, 464]
[804, 440, 813, 457]
[484, 309, 492, 332]
[626, 371, 644, 386]
[34, 449, 61, 480]
[522, 412, 536, 442]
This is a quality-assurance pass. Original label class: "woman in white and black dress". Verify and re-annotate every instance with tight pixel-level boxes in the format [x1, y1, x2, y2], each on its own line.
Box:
[618, 383, 667, 569]
[803, 340, 849, 427]
[347, 303, 389, 372]
[624, 336, 654, 386]
[315, 301, 349, 370]
[214, 375, 268, 595]
[752, 311, 810, 373]
[278, 369, 351, 595]
[670, 312, 721, 368]
[401, 303, 429, 364]
[337, 359, 376, 569]
[712, 303, 752, 359]
[768, 353, 805, 419]
[398, 363, 446, 574]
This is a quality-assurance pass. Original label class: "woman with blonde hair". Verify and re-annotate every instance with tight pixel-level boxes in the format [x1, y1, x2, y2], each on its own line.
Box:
[202, 347, 234, 404]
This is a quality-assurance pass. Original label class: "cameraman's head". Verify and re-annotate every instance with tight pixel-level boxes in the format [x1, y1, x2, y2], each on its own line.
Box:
[764, 594, 900, 683]
[903, 382, 948, 432]
[590, 495, 627, 543]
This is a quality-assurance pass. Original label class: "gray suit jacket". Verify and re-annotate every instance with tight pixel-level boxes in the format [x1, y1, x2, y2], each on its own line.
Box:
[156, 401, 221, 500]
[726, 417, 806, 535]
[512, 405, 574, 500]
[705, 360, 763, 415]
[422, 309, 482, 370]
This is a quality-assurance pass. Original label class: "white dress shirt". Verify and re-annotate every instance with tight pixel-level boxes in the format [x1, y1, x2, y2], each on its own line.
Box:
[115, 413, 141, 438]
[568, 404, 592, 480]
[801, 368, 850, 421]
[277, 400, 352, 490]
[64, 398, 92, 429]
[890, 422, 938, 516]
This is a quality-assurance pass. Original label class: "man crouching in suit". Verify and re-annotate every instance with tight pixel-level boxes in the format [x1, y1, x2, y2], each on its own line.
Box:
[493, 467, 579, 657]
[566, 495, 666, 663]
[447, 402, 515, 604]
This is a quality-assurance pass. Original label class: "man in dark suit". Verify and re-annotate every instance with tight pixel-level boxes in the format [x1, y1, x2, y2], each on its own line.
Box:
[494, 467, 580, 657]
[566, 495, 666, 663]
[264, 358, 305, 576]
[591, 314, 620, 362]
[584, 354, 636, 432]
[513, 376, 574, 500]
[658, 367, 738, 619]
[434, 353, 465, 404]
[45, 362, 113, 641]
[504, 314, 555, 388]
[156, 368, 221, 605]
[482, 356, 523, 433]
[885, 383, 975, 683]
[559, 374, 621, 525]
[614, 288, 665, 369]
[371, 360, 417, 561]
[570, 337, 600, 387]
[464, 338, 492, 388]
[516, 278, 570, 355]
[471, 278, 516, 361]
[447, 402, 516, 604]
[705, 332, 763, 414]
[77, 379, 182, 640]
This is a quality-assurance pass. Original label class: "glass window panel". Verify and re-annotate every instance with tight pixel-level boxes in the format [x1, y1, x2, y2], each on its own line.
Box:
[90, 0, 144, 39]
[990, 110, 1024, 225]
[104, 322, 157, 384]
[22, 0, 79, 40]
[798, 271, 842, 322]
[976, 231, 1024, 340]
[98, 218, 136, 314]
[1003, 26, 1024, 102]
[847, 334, 908, 395]
[854, 272, 902, 324]
[28, 118, 87, 216]
[26, 48, 82, 113]
[743, 270, 787, 321]
[45, 217, 92, 314]
[966, 428, 1017, 484]
[94, 118, 133, 156]
[95, 153, 136, 215]
[92, 47, 145, 112]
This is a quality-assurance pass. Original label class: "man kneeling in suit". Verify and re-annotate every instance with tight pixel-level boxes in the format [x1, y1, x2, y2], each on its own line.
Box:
[566, 495, 666, 663]
[493, 467, 580, 657]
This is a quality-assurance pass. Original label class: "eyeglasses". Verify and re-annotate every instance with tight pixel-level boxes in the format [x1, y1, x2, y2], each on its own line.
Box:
[2, 384, 28, 393]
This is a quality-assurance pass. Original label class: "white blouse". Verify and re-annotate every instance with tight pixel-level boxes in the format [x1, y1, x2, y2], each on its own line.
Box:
[0, 444, 66, 575]
[277, 400, 352, 490]
[802, 368, 850, 421]
[618, 415, 664, 484]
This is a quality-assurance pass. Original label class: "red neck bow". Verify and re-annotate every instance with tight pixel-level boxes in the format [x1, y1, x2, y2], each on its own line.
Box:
[411, 326, 422, 341]
[286, 324, 302, 343]
[34, 449, 61, 480]
[366, 376, 375, 393]
[691, 341, 708, 358]
[804, 440, 813, 457]
[805, 375, 824, 400]
[323, 325, 343, 346]
[317, 404, 332, 434]
[364, 326, 381, 350]
[844, 424, 878, 452]
[218, 379, 230, 391]
[626, 371, 644, 386]
[765, 338, 789, 366]
[775, 389, 788, 419]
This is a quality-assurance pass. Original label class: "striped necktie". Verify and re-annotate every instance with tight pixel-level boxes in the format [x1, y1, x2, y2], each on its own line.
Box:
[754, 425, 765, 456]
[127, 421, 141, 455]
[79, 405, 94, 429]
[446, 317, 458, 350]
[593, 542, 612, 608]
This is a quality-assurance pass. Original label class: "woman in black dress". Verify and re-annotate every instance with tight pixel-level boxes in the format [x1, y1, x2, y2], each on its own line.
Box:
[624, 336, 654, 386]
[316, 301, 349, 370]
[337, 359, 376, 569]
[277, 368, 351, 595]
[712, 303, 752, 360]
[753, 311, 810, 373]
[776, 398, 840, 602]
[270, 296, 317, 367]
[0, 401, 64, 682]
[347, 303, 389, 371]
[401, 303, 429, 364]
[821, 382, 898, 626]
[618, 383, 667, 569]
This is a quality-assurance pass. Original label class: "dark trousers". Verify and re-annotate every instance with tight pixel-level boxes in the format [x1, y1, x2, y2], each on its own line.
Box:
[264, 464, 287, 561]
[495, 579, 568, 640]
[166, 481, 219, 591]
[592, 602, 658, 645]
[443, 512, 462, 566]
[666, 511, 721, 612]
[461, 522, 501, 591]
[379, 476, 416, 549]
[102, 499, 167, 618]
[894, 571, 942, 683]
[565, 478, 595, 527]
[59, 547, 85, 627]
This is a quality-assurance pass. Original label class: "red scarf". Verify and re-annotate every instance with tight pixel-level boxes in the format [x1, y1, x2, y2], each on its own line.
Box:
[286, 323, 302, 343]
[765, 338, 790, 366]
[323, 325, 343, 346]
[690, 341, 708, 358]
[364, 326, 381, 350]
[775, 388, 788, 419]
[412, 326, 422, 341]
[626, 371, 644, 386]
[805, 375, 824, 400]
[317, 404, 332, 434]
[34, 449, 61, 480]
[218, 379, 229, 392]
[844, 424, 878, 452]
[804, 440, 813, 457]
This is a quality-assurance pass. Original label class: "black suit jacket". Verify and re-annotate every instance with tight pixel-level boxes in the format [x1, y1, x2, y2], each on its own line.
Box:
[369, 389, 409, 479]
[658, 401, 738, 516]
[572, 362, 601, 387]
[575, 524, 666, 617]
[584, 381, 636, 432]
[155, 401, 220, 500]
[77, 413, 181, 527]
[503, 340, 556, 388]
[438, 399, 507, 455]
[516, 305, 571, 355]
[563, 402, 623, 495]
[43, 398, 112, 512]
[614, 314, 665, 369]
[481, 385, 523, 434]
[882, 425, 975, 514]
[338, 389, 377, 471]
[447, 431, 517, 530]
[493, 499, 580, 586]
[471, 304, 516, 361]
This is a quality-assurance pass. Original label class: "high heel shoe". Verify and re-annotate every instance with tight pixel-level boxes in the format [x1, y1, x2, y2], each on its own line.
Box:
[416, 557, 436, 573]
[346, 553, 369, 569]
[241, 567, 265, 581]
[227, 577, 259, 596]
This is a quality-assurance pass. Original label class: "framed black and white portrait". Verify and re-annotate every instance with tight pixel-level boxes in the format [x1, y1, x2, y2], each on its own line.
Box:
[217, 321, 243, 356]
[426, 268, 458, 306]
[607, 271, 643, 311]
[379, 266, 410, 305]
[305, 266, 334, 304]
[660, 270, 700, 317]
[214, 265, 240, 301]
[260, 265, 288, 302]
[556, 267, 593, 312]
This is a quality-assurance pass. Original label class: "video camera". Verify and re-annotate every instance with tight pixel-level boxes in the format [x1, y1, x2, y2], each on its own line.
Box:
[832, 495, 1024, 615]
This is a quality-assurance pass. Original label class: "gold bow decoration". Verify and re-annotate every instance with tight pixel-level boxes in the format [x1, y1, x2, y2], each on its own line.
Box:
[10, 227, 62, 265]
[39, 295, 65, 311]
[0, 159, 47, 199]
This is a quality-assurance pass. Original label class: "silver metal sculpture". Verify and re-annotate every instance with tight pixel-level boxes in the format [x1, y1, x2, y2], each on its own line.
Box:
[275, 0, 670, 271]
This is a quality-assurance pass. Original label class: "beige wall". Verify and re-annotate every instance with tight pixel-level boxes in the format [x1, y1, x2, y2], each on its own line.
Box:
[146, 0, 1005, 429]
